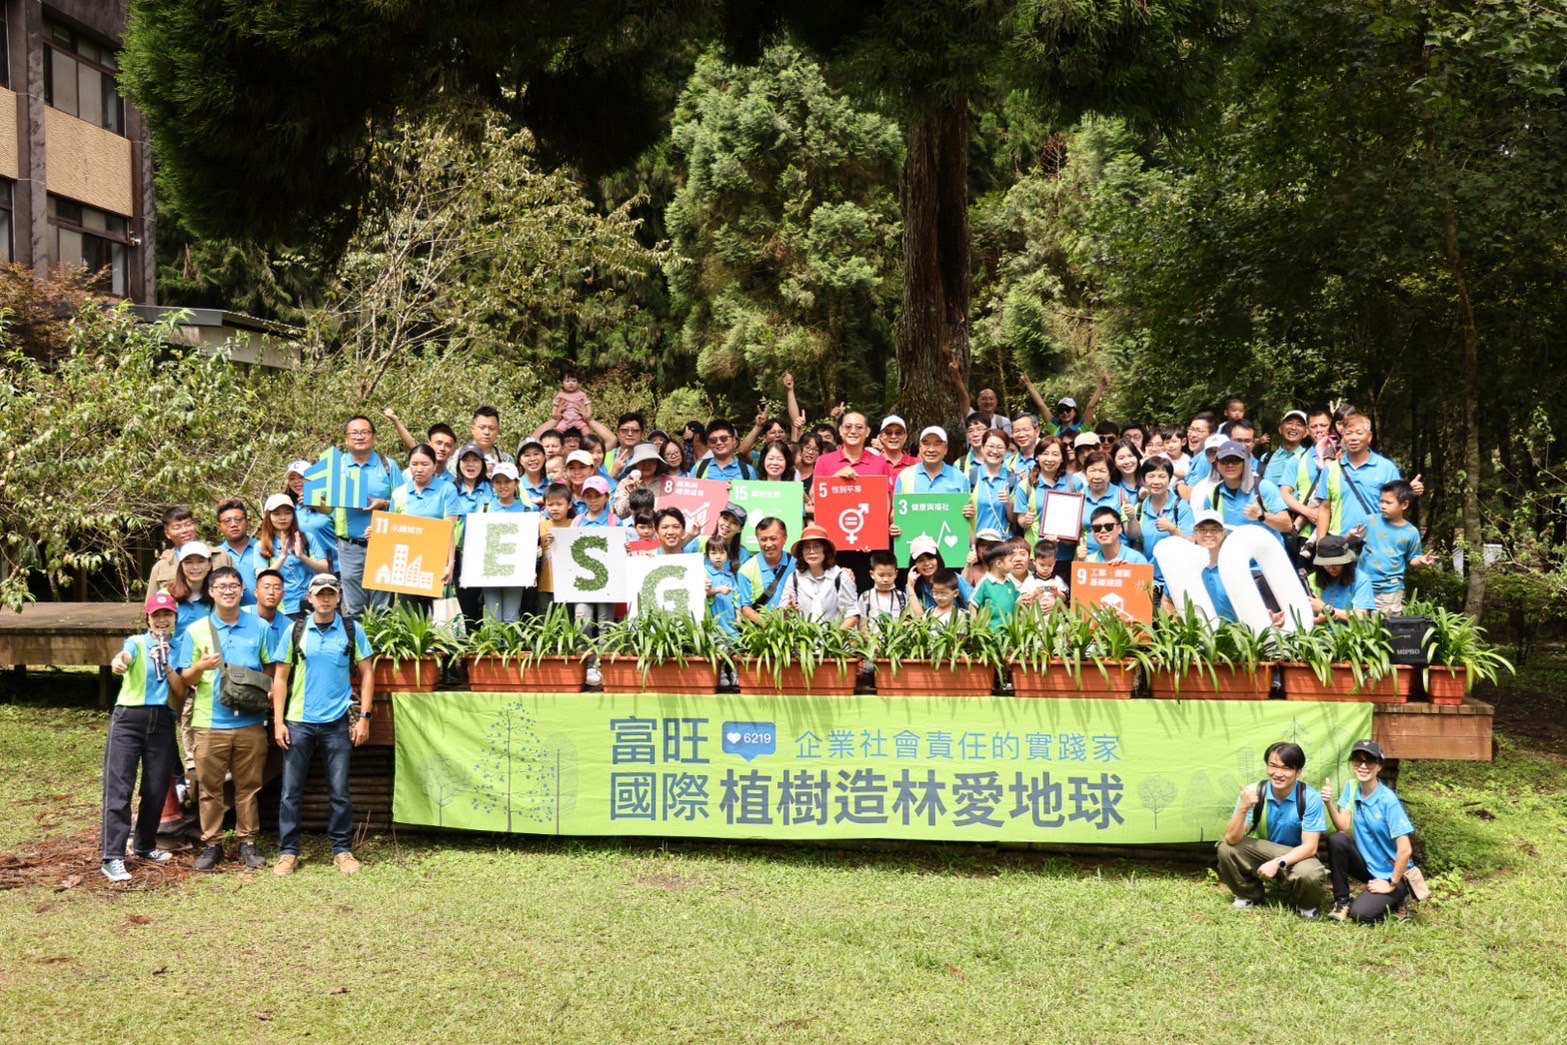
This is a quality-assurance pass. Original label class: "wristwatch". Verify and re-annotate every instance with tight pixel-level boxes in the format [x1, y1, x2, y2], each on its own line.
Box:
[1277, 859, 1289, 873]
[359, 710, 374, 720]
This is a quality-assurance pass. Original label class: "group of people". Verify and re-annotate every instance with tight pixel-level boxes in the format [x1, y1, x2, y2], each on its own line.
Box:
[101, 371, 1434, 914]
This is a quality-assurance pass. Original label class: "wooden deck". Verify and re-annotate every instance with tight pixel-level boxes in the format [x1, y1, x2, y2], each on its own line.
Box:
[0, 602, 146, 706]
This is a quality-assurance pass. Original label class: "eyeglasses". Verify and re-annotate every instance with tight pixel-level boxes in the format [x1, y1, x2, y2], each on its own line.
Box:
[211, 583, 244, 593]
[1090, 522, 1118, 533]
[346, 428, 373, 437]
[619, 425, 642, 434]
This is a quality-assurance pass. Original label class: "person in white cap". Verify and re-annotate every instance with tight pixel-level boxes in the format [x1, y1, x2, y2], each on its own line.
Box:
[1179, 433, 1229, 504]
[258, 492, 332, 617]
[285, 459, 339, 574]
[872, 415, 915, 485]
[893, 427, 969, 496]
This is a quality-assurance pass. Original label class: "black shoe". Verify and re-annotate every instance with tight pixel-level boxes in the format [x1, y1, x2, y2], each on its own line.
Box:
[238, 843, 267, 870]
[194, 845, 225, 871]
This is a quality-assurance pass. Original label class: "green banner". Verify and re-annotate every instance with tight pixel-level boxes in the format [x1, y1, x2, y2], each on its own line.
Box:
[393, 693, 1371, 844]
[730, 480, 805, 552]
[893, 494, 970, 567]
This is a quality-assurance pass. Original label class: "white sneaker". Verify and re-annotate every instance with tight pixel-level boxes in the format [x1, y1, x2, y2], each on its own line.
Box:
[1297, 907, 1319, 920]
[134, 849, 174, 864]
[101, 859, 131, 883]
[585, 666, 602, 687]
[1231, 898, 1257, 909]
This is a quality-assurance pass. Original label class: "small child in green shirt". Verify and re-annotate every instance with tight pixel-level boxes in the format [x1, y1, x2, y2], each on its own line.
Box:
[971, 540, 1020, 628]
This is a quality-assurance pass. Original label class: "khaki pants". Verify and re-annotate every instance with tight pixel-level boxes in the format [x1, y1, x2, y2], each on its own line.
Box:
[1375, 591, 1405, 615]
[1217, 837, 1330, 911]
[192, 725, 269, 846]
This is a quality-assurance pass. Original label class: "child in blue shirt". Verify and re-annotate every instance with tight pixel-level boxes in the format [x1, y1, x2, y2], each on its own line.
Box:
[1355, 480, 1435, 615]
[704, 534, 739, 638]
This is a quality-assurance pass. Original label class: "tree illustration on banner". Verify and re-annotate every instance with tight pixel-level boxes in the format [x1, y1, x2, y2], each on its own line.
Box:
[470, 700, 553, 831]
[1181, 770, 1233, 842]
[419, 754, 467, 827]
[1137, 776, 1178, 830]
[542, 732, 579, 834]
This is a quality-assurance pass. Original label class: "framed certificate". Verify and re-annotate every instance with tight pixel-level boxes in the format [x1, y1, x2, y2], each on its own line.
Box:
[1040, 491, 1086, 543]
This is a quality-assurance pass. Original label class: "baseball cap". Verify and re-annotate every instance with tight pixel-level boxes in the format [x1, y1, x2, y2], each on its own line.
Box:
[144, 592, 177, 614]
[1282, 409, 1309, 425]
[909, 535, 939, 561]
[720, 503, 748, 525]
[176, 541, 212, 562]
[518, 438, 545, 455]
[975, 528, 1006, 543]
[1203, 434, 1228, 452]
[1073, 432, 1100, 449]
[456, 442, 485, 461]
[880, 415, 907, 432]
[565, 450, 595, 468]
[918, 425, 948, 443]
[1192, 509, 1226, 528]
[1349, 740, 1386, 762]
[490, 462, 519, 481]
[262, 493, 293, 515]
[308, 574, 343, 594]
[1216, 439, 1249, 461]
[582, 476, 611, 495]
[286, 459, 314, 478]
[1057, 397, 1078, 411]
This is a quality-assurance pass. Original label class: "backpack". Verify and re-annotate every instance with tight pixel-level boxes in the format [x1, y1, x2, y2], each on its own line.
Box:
[290, 614, 361, 668]
[1251, 780, 1306, 838]
[695, 457, 754, 480]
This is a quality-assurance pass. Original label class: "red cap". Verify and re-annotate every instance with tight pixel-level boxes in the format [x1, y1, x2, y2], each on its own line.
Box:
[144, 592, 177, 615]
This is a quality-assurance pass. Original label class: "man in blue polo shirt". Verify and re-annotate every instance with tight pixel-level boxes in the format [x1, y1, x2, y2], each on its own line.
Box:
[737, 518, 796, 623]
[692, 420, 757, 481]
[269, 573, 375, 876]
[177, 566, 272, 872]
[894, 427, 970, 495]
[1309, 411, 1424, 539]
[1217, 741, 1330, 918]
[332, 415, 403, 617]
[215, 499, 261, 606]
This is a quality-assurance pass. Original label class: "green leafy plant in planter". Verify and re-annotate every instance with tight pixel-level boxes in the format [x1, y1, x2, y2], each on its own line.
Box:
[734, 611, 864, 689]
[872, 609, 1006, 674]
[1409, 600, 1515, 700]
[1004, 606, 1151, 695]
[1277, 615, 1394, 691]
[593, 610, 732, 684]
[358, 603, 463, 690]
[513, 604, 591, 669]
[462, 614, 525, 662]
[1146, 608, 1229, 693]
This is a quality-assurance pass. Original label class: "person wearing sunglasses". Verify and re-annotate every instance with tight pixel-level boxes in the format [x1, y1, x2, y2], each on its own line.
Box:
[1083, 507, 1148, 566]
[1323, 740, 1427, 922]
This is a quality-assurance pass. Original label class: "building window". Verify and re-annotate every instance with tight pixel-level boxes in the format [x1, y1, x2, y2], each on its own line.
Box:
[47, 196, 128, 295]
[0, 181, 12, 263]
[43, 22, 123, 134]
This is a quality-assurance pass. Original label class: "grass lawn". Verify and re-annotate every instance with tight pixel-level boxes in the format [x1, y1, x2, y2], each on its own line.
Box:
[1, 699, 1564, 1044]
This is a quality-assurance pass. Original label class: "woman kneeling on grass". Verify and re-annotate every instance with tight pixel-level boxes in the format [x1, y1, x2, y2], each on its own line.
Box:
[1322, 739, 1429, 922]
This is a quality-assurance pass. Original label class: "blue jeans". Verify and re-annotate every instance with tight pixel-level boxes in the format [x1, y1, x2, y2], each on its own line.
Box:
[278, 716, 354, 856]
[336, 538, 389, 618]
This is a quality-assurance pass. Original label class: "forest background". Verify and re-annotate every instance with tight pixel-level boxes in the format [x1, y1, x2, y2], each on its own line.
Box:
[2, 0, 1565, 631]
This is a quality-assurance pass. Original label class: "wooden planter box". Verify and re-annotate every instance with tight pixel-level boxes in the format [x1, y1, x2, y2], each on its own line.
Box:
[600, 658, 718, 695]
[873, 660, 995, 697]
[464, 655, 586, 692]
[1282, 664, 1408, 704]
[1426, 667, 1469, 706]
[1150, 665, 1272, 700]
[736, 659, 858, 696]
[1010, 660, 1139, 699]
[371, 657, 441, 692]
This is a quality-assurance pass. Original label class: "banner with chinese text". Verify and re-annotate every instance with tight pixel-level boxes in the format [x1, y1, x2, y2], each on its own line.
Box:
[393, 693, 1369, 844]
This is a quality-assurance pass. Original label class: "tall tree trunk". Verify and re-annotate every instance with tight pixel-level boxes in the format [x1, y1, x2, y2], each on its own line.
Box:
[1442, 202, 1486, 616]
[895, 97, 970, 431]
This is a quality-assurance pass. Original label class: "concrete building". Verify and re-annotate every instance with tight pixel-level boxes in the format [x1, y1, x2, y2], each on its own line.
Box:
[1, 0, 154, 301]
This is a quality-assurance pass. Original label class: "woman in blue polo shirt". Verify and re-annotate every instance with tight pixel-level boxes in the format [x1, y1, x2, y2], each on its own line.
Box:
[258, 494, 331, 617]
[1323, 739, 1425, 922]
[388, 444, 460, 612]
[1307, 535, 1376, 623]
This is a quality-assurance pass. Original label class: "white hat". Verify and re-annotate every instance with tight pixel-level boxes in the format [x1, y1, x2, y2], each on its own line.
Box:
[565, 450, 595, 468]
[1057, 397, 1078, 410]
[909, 535, 940, 560]
[1203, 434, 1227, 451]
[262, 493, 294, 515]
[490, 462, 519, 481]
[975, 528, 1006, 543]
[880, 415, 908, 431]
[286, 459, 314, 477]
[176, 541, 213, 562]
[1192, 508, 1226, 528]
[1282, 409, 1308, 425]
[918, 425, 948, 443]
